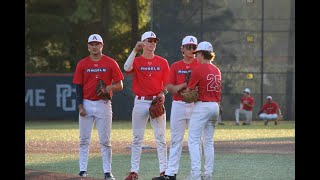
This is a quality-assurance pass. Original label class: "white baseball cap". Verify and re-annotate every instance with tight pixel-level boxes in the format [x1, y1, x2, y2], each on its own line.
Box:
[193, 41, 213, 53]
[243, 88, 250, 94]
[182, 35, 198, 45]
[266, 96, 272, 100]
[88, 34, 103, 44]
[141, 31, 160, 41]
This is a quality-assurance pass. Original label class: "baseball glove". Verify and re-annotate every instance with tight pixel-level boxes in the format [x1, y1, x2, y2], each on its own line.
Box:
[149, 97, 165, 119]
[95, 79, 111, 100]
[181, 89, 199, 103]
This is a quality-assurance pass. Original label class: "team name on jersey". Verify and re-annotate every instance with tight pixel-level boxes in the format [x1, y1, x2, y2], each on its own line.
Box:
[140, 66, 161, 71]
[177, 70, 192, 74]
[86, 68, 108, 73]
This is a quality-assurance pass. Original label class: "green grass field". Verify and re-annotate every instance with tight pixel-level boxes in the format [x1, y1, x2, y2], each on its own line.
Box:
[25, 120, 295, 180]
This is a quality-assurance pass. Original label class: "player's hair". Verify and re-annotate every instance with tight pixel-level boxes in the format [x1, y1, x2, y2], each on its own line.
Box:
[198, 51, 215, 61]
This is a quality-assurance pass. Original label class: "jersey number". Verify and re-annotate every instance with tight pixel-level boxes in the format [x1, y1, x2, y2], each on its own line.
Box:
[207, 74, 221, 92]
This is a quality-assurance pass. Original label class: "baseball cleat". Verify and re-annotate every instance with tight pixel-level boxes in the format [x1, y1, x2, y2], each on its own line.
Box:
[124, 172, 138, 180]
[264, 120, 268, 125]
[79, 171, 87, 177]
[152, 175, 176, 180]
[105, 172, 115, 180]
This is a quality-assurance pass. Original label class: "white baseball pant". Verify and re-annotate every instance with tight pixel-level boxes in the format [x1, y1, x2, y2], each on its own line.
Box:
[165, 100, 194, 176]
[188, 101, 219, 179]
[79, 99, 113, 173]
[259, 113, 278, 120]
[130, 96, 167, 173]
[235, 109, 252, 124]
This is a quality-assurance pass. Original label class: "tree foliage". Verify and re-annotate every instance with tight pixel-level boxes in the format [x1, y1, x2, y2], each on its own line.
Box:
[25, 0, 150, 73]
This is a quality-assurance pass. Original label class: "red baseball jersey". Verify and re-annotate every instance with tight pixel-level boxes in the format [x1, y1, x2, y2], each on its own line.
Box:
[241, 96, 254, 111]
[169, 58, 199, 101]
[128, 55, 170, 96]
[73, 55, 124, 100]
[187, 63, 221, 102]
[260, 102, 279, 114]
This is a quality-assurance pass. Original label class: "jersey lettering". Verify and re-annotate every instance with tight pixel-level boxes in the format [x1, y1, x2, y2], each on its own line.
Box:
[86, 68, 108, 73]
[177, 70, 192, 74]
[140, 66, 161, 71]
[206, 74, 221, 92]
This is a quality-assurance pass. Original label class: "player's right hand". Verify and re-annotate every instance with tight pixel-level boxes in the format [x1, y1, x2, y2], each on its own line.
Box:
[134, 41, 145, 52]
[79, 107, 87, 117]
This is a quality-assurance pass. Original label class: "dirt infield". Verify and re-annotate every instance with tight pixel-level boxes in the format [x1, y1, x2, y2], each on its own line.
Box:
[25, 169, 104, 180]
[26, 140, 295, 154]
[25, 140, 294, 179]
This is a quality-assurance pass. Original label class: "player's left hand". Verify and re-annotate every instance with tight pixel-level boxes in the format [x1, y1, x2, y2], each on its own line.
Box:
[105, 85, 113, 93]
[157, 92, 165, 105]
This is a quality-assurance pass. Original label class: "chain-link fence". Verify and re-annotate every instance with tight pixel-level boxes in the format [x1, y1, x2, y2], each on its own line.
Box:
[151, 0, 295, 120]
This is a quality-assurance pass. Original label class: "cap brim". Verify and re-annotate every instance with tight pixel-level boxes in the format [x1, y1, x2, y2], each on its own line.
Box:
[183, 42, 197, 46]
[88, 41, 103, 44]
[142, 37, 160, 42]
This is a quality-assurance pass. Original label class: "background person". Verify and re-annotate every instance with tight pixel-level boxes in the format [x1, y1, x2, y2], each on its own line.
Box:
[258, 96, 282, 125]
[235, 88, 254, 125]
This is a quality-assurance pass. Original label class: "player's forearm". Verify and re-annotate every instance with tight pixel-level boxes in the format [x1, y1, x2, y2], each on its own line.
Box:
[75, 84, 83, 107]
[109, 81, 123, 92]
[124, 49, 136, 71]
[166, 84, 175, 94]
[166, 83, 186, 94]
[246, 103, 253, 108]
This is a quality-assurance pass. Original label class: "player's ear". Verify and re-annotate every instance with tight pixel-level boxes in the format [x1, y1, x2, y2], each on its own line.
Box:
[181, 46, 184, 55]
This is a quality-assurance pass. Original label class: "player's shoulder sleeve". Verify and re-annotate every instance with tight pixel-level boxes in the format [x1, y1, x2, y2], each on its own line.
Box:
[72, 58, 87, 84]
[103, 55, 124, 81]
[187, 65, 202, 89]
[261, 103, 267, 110]
[162, 58, 170, 85]
[168, 61, 179, 85]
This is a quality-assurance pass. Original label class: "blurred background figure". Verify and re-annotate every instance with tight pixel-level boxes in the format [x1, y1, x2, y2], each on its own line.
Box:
[235, 88, 254, 125]
[258, 96, 282, 125]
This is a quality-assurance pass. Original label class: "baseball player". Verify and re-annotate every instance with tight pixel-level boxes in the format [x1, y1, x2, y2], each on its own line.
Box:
[73, 34, 124, 180]
[123, 31, 170, 180]
[258, 96, 282, 125]
[183, 41, 221, 180]
[152, 35, 206, 180]
[235, 88, 254, 125]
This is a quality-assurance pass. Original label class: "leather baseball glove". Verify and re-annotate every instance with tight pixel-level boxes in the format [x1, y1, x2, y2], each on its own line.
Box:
[149, 97, 165, 119]
[181, 88, 199, 103]
[95, 79, 112, 100]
